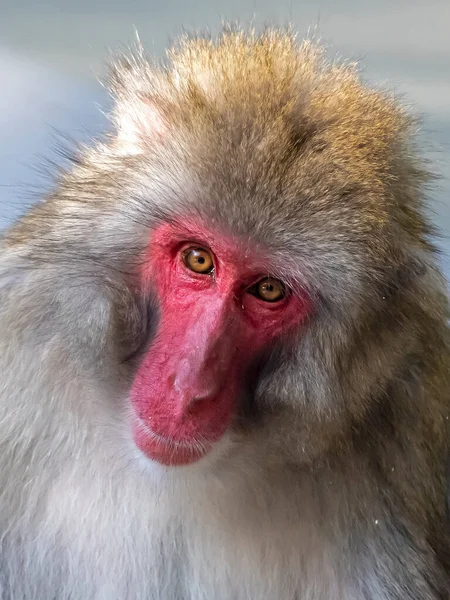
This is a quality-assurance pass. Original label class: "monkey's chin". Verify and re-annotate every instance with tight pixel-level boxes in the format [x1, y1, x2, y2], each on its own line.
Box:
[132, 420, 213, 467]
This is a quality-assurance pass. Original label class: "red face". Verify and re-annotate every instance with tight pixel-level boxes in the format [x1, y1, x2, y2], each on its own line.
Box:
[130, 221, 312, 466]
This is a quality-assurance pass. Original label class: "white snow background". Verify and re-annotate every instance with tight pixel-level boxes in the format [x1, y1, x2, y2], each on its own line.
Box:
[0, 49, 106, 228]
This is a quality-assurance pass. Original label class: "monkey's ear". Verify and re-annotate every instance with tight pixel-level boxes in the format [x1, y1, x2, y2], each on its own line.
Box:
[107, 57, 168, 156]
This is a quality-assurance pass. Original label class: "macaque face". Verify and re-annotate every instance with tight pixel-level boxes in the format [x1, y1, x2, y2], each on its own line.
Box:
[130, 220, 312, 466]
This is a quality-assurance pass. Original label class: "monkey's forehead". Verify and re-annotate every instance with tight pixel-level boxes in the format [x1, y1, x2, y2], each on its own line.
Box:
[109, 28, 415, 185]
[102, 29, 426, 242]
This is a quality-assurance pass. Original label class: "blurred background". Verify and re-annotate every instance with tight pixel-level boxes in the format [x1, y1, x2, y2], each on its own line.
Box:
[1, 0, 449, 277]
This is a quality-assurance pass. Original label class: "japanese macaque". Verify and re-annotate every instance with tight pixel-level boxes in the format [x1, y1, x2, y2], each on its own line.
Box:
[0, 28, 449, 600]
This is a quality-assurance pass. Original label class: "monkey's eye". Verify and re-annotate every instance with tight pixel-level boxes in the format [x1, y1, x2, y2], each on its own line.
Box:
[183, 247, 214, 274]
[251, 278, 286, 303]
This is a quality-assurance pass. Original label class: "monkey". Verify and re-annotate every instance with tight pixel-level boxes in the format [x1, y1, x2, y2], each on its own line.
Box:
[0, 26, 448, 600]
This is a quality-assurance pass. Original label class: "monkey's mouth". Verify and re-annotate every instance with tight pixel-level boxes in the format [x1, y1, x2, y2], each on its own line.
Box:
[132, 418, 213, 466]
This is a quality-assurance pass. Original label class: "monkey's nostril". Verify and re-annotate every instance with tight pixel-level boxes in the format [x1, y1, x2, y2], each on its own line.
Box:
[185, 396, 214, 417]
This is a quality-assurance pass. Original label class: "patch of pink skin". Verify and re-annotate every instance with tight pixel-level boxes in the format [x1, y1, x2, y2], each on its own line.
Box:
[130, 220, 312, 467]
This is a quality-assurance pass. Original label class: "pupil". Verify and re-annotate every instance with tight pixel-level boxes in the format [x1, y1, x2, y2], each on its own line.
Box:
[198, 256, 205, 264]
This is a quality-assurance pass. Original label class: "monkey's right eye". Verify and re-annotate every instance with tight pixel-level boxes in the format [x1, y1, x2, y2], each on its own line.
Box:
[182, 247, 214, 275]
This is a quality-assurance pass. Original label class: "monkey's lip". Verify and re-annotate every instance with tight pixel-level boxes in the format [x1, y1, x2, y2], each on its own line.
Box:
[132, 419, 212, 467]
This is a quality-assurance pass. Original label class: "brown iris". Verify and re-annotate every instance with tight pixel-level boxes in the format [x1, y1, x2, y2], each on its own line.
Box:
[183, 247, 214, 274]
[254, 278, 285, 302]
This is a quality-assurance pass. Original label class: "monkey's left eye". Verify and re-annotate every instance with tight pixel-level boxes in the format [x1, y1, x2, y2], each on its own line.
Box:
[250, 278, 286, 303]
[183, 247, 214, 274]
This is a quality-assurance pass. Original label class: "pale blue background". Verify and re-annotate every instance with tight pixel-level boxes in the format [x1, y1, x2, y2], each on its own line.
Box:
[1, 0, 449, 276]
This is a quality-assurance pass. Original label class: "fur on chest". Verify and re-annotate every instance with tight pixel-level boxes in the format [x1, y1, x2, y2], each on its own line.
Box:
[2, 460, 346, 600]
